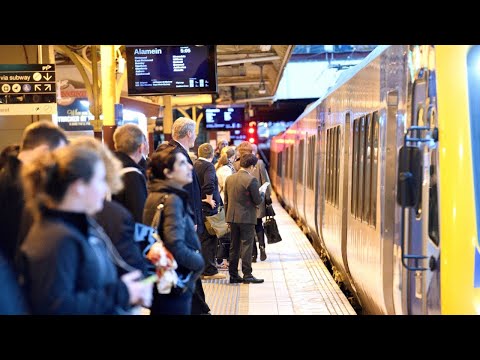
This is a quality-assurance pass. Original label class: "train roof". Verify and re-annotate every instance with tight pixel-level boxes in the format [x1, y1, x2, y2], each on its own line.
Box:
[295, 45, 391, 120]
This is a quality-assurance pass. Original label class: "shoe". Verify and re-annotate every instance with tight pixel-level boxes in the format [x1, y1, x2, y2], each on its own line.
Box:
[243, 276, 264, 284]
[202, 273, 226, 280]
[229, 276, 244, 284]
[260, 246, 267, 261]
[252, 256, 257, 263]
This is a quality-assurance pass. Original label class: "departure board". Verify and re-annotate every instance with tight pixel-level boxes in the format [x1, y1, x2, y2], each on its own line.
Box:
[126, 45, 217, 96]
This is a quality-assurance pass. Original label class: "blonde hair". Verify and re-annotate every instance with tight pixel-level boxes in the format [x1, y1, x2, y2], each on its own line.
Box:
[216, 146, 236, 170]
[70, 136, 124, 195]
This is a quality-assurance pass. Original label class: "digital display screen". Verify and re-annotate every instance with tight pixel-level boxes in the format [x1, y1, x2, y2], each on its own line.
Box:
[204, 106, 244, 129]
[126, 45, 217, 96]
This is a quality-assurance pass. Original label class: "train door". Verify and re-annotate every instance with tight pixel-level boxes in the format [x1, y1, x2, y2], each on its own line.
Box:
[397, 59, 439, 314]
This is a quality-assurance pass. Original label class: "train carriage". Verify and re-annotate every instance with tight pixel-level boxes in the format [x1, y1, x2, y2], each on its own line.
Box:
[271, 45, 480, 314]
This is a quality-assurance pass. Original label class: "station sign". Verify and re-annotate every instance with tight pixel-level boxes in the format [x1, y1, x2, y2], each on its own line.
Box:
[0, 64, 57, 115]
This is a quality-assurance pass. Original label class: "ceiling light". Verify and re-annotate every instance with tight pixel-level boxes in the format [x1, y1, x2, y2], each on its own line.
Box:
[259, 45, 272, 52]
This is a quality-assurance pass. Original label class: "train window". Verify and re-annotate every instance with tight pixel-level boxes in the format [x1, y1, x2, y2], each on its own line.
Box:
[357, 117, 365, 220]
[335, 126, 341, 207]
[428, 149, 440, 246]
[351, 119, 359, 217]
[326, 129, 331, 203]
[277, 151, 283, 178]
[363, 115, 372, 223]
[370, 111, 379, 227]
[310, 135, 316, 190]
[298, 139, 305, 184]
[289, 145, 294, 180]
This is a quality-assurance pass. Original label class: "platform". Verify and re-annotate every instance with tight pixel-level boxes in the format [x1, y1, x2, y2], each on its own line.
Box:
[202, 193, 357, 315]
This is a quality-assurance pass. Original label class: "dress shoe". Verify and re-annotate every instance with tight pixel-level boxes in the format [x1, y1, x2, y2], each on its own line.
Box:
[259, 246, 267, 261]
[229, 276, 245, 284]
[243, 276, 264, 284]
[252, 256, 257, 263]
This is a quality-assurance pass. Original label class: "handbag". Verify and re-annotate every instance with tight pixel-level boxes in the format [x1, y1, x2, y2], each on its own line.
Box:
[205, 206, 229, 237]
[143, 195, 192, 295]
[265, 203, 276, 217]
[216, 232, 231, 259]
[264, 216, 282, 244]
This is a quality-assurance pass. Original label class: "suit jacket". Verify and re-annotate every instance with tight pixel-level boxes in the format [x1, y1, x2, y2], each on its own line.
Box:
[224, 169, 264, 225]
[163, 139, 205, 235]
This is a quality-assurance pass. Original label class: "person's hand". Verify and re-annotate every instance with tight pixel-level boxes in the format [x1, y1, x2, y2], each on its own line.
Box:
[121, 270, 153, 306]
[202, 198, 216, 209]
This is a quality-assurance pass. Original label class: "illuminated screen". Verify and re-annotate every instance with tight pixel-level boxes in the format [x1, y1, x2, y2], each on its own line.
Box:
[204, 106, 245, 129]
[126, 45, 217, 96]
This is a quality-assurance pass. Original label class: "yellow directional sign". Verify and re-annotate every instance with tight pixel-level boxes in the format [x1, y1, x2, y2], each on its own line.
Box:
[0, 64, 57, 115]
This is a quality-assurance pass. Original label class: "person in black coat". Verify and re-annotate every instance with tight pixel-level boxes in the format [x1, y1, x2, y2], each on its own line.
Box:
[194, 143, 225, 278]
[143, 147, 205, 315]
[112, 124, 148, 223]
[18, 146, 152, 314]
[155, 117, 211, 315]
[0, 121, 67, 265]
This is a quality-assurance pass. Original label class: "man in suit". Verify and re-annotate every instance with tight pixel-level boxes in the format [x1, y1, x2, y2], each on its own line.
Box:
[224, 153, 266, 284]
[156, 117, 211, 315]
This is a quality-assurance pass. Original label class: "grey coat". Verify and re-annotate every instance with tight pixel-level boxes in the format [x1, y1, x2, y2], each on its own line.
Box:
[224, 169, 265, 225]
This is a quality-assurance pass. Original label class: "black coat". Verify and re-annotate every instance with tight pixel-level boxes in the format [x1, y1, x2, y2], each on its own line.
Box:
[0, 155, 24, 263]
[94, 199, 148, 276]
[0, 250, 29, 314]
[193, 158, 223, 217]
[19, 207, 131, 315]
[162, 140, 205, 235]
[143, 179, 205, 294]
[112, 152, 147, 223]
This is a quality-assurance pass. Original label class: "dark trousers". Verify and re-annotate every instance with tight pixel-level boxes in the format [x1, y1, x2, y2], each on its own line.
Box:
[191, 227, 211, 315]
[150, 288, 192, 315]
[200, 229, 219, 276]
[228, 223, 255, 278]
[253, 218, 265, 257]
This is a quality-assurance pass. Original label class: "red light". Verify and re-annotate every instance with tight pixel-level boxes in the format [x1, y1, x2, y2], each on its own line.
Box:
[249, 138, 255, 144]
[248, 128, 255, 134]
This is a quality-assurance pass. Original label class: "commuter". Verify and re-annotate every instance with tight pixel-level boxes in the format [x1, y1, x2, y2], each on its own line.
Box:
[216, 146, 236, 202]
[70, 137, 148, 277]
[233, 141, 253, 172]
[143, 146, 205, 315]
[214, 146, 236, 270]
[212, 139, 229, 165]
[194, 143, 226, 280]
[112, 123, 148, 223]
[18, 146, 152, 314]
[251, 143, 270, 262]
[0, 144, 20, 170]
[0, 249, 29, 314]
[224, 153, 266, 284]
[0, 121, 67, 264]
[155, 117, 211, 314]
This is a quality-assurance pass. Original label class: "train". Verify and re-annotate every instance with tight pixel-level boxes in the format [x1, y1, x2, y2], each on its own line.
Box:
[270, 45, 480, 315]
